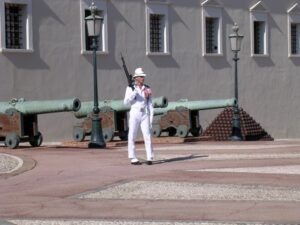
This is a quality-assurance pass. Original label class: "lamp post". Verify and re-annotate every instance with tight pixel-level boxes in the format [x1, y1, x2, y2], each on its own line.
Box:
[229, 23, 244, 141]
[85, 2, 106, 148]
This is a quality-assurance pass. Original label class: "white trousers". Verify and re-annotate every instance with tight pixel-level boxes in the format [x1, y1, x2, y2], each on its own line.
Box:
[128, 108, 153, 161]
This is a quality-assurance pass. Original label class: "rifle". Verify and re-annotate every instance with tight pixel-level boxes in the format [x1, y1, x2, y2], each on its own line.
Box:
[120, 53, 134, 89]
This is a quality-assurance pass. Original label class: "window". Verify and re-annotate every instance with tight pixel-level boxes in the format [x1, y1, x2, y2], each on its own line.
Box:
[80, 0, 108, 54]
[201, 0, 223, 56]
[145, 0, 169, 55]
[0, 0, 33, 52]
[205, 17, 219, 53]
[149, 14, 164, 52]
[250, 1, 269, 56]
[290, 23, 300, 55]
[5, 3, 24, 49]
[287, 3, 300, 57]
[253, 21, 266, 54]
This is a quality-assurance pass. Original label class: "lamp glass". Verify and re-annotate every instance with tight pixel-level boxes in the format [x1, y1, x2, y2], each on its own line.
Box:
[85, 15, 103, 37]
[229, 34, 243, 52]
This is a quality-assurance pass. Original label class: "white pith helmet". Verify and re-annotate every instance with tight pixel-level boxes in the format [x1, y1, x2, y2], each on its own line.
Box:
[133, 67, 147, 78]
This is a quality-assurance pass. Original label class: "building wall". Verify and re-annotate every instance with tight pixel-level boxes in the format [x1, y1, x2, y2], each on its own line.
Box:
[0, 0, 299, 141]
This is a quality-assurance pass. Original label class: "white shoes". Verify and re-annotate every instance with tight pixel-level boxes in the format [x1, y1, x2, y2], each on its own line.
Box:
[130, 158, 141, 165]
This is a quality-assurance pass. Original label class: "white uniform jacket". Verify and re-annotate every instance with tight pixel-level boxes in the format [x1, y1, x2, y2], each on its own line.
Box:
[123, 85, 154, 124]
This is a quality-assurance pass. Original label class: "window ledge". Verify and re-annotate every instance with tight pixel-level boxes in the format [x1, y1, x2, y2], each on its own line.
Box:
[81, 50, 109, 55]
[203, 53, 223, 57]
[251, 54, 269, 57]
[0, 48, 34, 53]
[289, 54, 300, 58]
[146, 52, 170, 56]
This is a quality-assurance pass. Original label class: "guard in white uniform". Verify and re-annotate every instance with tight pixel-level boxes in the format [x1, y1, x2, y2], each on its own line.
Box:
[123, 68, 154, 165]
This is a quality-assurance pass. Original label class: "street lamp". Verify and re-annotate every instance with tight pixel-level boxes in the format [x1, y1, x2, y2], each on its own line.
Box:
[229, 23, 244, 141]
[85, 2, 106, 148]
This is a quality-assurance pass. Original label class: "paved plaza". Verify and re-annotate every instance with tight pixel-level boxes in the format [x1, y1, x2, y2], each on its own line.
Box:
[1, 139, 300, 225]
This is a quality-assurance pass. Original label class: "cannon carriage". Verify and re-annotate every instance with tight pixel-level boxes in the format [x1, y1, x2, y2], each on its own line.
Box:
[152, 98, 236, 138]
[73, 96, 168, 142]
[0, 98, 81, 149]
[73, 105, 129, 142]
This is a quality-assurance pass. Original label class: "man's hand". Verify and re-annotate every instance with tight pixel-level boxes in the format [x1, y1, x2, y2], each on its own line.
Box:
[144, 88, 152, 99]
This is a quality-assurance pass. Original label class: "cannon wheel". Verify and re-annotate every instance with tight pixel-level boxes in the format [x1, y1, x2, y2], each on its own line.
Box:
[119, 130, 128, 141]
[151, 125, 162, 137]
[73, 127, 86, 142]
[176, 125, 189, 138]
[103, 128, 114, 142]
[29, 132, 43, 147]
[190, 125, 203, 137]
[5, 133, 20, 149]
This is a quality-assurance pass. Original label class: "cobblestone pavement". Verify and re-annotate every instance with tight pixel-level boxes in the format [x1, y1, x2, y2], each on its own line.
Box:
[1, 140, 300, 225]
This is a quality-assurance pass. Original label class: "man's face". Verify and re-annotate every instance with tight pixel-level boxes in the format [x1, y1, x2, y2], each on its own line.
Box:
[135, 76, 145, 84]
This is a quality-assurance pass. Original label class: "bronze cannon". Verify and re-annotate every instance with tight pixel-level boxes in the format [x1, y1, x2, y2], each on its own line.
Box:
[0, 98, 81, 149]
[152, 98, 236, 138]
[73, 96, 168, 142]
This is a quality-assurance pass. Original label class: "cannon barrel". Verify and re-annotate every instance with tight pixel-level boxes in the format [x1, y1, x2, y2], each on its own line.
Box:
[0, 98, 81, 115]
[74, 96, 168, 119]
[154, 98, 236, 115]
